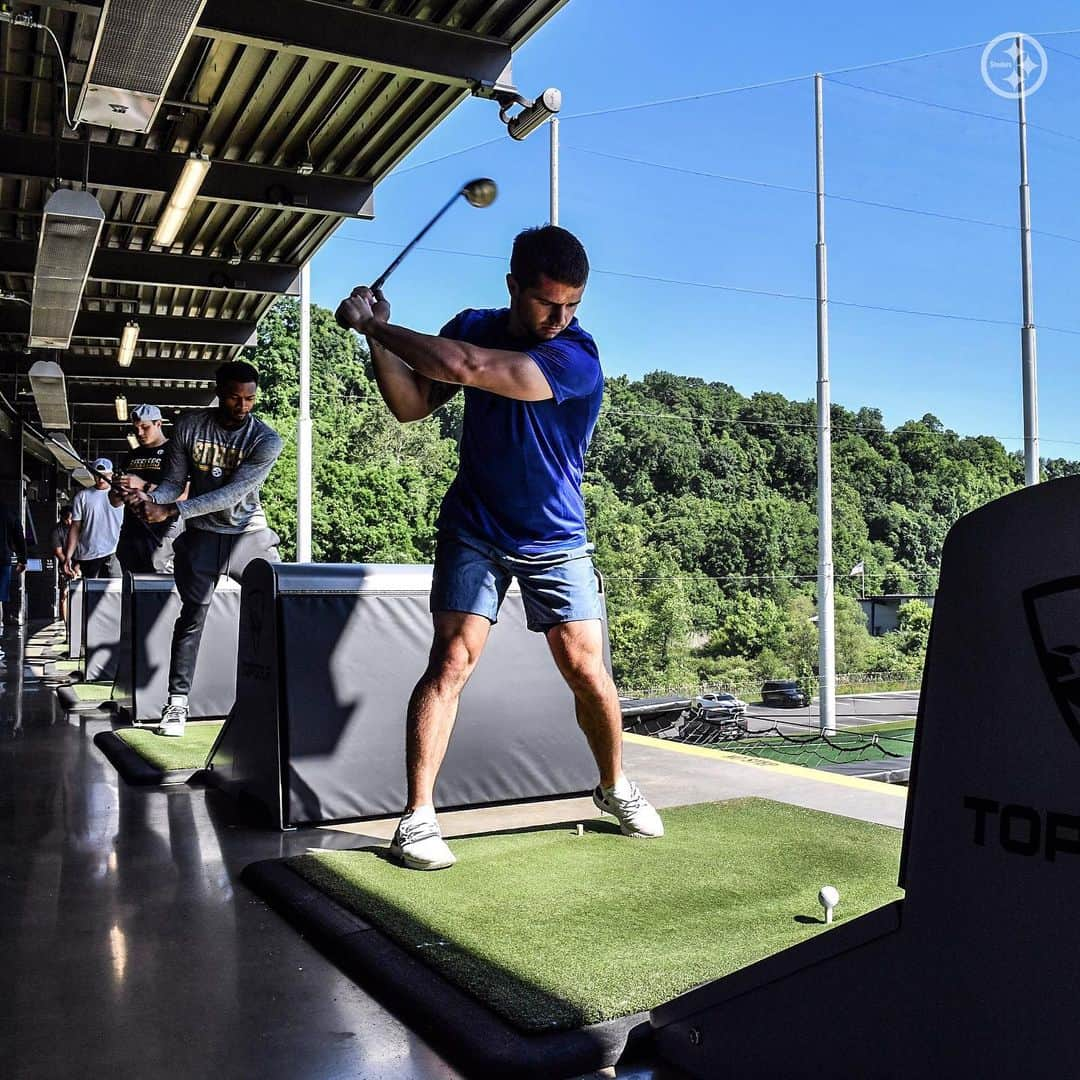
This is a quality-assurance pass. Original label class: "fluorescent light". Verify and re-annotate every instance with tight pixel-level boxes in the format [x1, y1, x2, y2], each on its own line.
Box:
[126, 433, 139, 449]
[153, 153, 210, 247]
[118, 320, 139, 366]
[115, 395, 128, 421]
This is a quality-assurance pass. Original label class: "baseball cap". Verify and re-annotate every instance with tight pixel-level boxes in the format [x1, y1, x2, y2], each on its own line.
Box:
[91, 457, 114, 475]
[130, 404, 162, 422]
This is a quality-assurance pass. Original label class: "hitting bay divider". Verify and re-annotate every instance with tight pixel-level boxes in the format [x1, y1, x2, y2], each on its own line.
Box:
[652, 475, 1080, 1078]
[83, 579, 124, 683]
[114, 574, 240, 723]
[67, 578, 84, 659]
[243, 799, 902, 1078]
[207, 562, 601, 829]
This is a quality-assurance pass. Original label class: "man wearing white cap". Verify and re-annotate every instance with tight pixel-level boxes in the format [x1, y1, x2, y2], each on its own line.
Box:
[64, 458, 124, 579]
[114, 404, 185, 573]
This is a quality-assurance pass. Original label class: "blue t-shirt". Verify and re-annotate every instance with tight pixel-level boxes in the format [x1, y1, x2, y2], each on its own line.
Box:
[436, 307, 603, 555]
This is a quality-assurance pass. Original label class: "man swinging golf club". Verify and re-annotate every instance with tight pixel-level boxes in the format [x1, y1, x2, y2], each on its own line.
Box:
[337, 225, 663, 870]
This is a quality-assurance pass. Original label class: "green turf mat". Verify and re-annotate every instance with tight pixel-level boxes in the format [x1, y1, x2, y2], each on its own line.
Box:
[726, 725, 915, 768]
[116, 722, 224, 772]
[289, 799, 903, 1032]
[53, 660, 81, 673]
[70, 683, 114, 702]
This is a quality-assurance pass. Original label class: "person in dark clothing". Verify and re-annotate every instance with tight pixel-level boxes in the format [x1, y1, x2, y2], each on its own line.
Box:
[123, 361, 282, 737]
[50, 505, 73, 623]
[0, 498, 28, 631]
[113, 404, 185, 574]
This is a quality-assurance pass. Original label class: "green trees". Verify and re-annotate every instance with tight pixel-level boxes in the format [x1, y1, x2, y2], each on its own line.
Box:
[242, 298, 1059, 694]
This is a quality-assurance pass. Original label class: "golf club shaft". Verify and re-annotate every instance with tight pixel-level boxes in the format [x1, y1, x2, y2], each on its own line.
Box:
[370, 188, 464, 292]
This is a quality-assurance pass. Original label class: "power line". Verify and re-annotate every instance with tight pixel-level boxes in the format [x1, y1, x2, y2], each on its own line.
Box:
[824, 76, 1080, 146]
[328, 232, 1080, 338]
[564, 144, 1080, 244]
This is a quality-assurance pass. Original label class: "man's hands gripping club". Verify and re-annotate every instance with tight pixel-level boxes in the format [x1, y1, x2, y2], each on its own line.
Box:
[335, 286, 390, 334]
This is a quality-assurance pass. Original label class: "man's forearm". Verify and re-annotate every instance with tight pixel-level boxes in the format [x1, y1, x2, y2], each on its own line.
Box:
[64, 523, 81, 564]
[368, 333, 455, 421]
[365, 321, 469, 384]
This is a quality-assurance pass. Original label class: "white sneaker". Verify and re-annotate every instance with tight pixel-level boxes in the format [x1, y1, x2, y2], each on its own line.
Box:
[593, 778, 664, 838]
[156, 701, 188, 737]
[390, 808, 456, 870]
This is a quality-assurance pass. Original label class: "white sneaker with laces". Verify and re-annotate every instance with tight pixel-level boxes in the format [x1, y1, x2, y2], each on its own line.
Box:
[156, 700, 188, 737]
[390, 807, 456, 870]
[593, 777, 664, 838]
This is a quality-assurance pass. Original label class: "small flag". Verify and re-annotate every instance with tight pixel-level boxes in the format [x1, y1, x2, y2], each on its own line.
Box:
[849, 561, 865, 577]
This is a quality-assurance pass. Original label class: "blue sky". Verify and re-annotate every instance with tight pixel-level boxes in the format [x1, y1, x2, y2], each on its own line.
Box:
[310, 2, 1080, 456]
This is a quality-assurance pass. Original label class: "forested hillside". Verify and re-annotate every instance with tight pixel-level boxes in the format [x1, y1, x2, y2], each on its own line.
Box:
[243, 299, 1079, 693]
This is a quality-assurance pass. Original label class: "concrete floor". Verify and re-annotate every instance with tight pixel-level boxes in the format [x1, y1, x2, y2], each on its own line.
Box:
[1, 620, 905, 1079]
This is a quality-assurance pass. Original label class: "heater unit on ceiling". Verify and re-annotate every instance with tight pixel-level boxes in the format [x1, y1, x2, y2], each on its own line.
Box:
[29, 189, 105, 349]
[28, 361, 70, 431]
[74, 0, 207, 133]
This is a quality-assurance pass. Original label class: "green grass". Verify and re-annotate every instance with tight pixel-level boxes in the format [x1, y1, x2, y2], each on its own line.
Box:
[289, 799, 903, 1032]
[726, 726, 915, 769]
[115, 722, 223, 772]
[70, 683, 114, 702]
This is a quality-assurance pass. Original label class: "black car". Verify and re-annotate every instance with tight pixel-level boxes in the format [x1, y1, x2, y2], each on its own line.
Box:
[761, 680, 808, 707]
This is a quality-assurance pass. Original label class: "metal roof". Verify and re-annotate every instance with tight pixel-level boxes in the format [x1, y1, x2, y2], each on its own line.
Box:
[0, 0, 566, 460]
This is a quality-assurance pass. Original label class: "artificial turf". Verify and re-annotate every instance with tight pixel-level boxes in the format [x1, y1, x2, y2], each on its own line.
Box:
[69, 683, 114, 702]
[115, 721, 223, 772]
[726, 724, 915, 768]
[288, 798, 903, 1032]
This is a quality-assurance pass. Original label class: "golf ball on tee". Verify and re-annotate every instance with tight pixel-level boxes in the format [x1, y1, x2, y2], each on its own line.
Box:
[819, 885, 840, 922]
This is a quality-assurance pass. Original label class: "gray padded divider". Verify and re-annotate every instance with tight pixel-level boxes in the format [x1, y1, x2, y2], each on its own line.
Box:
[84, 579, 123, 683]
[208, 562, 601, 828]
[67, 578, 84, 658]
[116, 573, 241, 721]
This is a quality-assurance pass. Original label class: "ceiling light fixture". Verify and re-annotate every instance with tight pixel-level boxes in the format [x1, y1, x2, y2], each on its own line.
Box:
[153, 152, 211, 247]
[118, 320, 139, 366]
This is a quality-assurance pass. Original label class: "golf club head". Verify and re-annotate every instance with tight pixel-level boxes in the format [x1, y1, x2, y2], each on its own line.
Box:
[462, 178, 497, 208]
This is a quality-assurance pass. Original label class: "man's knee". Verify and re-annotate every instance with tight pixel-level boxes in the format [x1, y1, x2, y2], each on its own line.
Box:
[426, 636, 484, 693]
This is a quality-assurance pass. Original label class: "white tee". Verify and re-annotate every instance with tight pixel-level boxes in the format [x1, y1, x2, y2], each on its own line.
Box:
[71, 487, 123, 561]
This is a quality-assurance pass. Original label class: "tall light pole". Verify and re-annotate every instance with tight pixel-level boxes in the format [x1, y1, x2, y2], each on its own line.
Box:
[814, 74, 836, 735]
[1017, 34, 1040, 486]
[297, 261, 313, 562]
[549, 116, 559, 225]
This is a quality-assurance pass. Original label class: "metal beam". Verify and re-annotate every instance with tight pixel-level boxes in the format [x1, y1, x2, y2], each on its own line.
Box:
[0, 308, 257, 345]
[0, 133, 375, 219]
[0, 240, 300, 295]
[1, 354, 221, 380]
[63, 388, 217, 407]
[193, 0, 515, 92]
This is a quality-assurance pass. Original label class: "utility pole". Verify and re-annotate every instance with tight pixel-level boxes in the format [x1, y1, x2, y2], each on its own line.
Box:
[297, 262, 312, 562]
[814, 74, 836, 735]
[1017, 35, 1040, 486]
[549, 116, 559, 225]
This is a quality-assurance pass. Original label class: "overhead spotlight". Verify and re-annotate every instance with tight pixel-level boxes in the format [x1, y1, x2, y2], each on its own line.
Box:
[153, 152, 211, 247]
[28, 360, 70, 430]
[126, 433, 140, 449]
[30, 189, 105, 349]
[499, 87, 561, 141]
[74, 0, 208, 133]
[114, 394, 128, 421]
[118, 320, 139, 366]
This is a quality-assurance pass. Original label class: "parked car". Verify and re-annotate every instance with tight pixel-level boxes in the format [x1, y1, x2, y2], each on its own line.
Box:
[694, 692, 748, 723]
[760, 680, 809, 708]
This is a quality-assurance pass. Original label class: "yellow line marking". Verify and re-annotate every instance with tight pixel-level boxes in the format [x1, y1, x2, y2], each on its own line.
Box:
[622, 732, 908, 797]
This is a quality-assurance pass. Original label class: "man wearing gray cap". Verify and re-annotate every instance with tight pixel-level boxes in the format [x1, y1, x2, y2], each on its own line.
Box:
[64, 458, 124, 579]
[114, 404, 185, 573]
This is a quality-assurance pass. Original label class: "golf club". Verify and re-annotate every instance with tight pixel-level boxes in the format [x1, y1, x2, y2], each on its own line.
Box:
[336, 178, 497, 327]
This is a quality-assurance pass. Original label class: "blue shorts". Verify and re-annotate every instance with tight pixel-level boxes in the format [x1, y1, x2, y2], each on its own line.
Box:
[431, 532, 603, 633]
